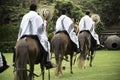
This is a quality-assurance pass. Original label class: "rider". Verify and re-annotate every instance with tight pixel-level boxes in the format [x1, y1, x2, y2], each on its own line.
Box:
[15, 4, 56, 69]
[55, 8, 80, 53]
[78, 10, 104, 48]
[0, 52, 9, 73]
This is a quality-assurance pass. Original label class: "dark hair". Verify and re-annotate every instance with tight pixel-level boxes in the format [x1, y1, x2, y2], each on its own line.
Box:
[85, 10, 90, 15]
[30, 4, 37, 11]
[61, 8, 66, 14]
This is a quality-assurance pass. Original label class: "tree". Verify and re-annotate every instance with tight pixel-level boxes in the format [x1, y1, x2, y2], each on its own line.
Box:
[94, 0, 120, 26]
[76, 0, 120, 26]
[0, 0, 30, 52]
[52, 1, 83, 24]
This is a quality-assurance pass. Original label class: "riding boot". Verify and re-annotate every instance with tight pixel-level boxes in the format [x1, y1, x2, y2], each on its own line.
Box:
[44, 52, 56, 70]
[0, 52, 9, 73]
[73, 43, 80, 53]
[96, 44, 104, 49]
[76, 48, 81, 53]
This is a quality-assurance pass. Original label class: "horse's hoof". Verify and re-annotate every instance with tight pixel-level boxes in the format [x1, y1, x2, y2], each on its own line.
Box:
[90, 64, 92, 67]
[87, 57, 89, 60]
[71, 71, 73, 74]
[84, 66, 86, 69]
[62, 66, 66, 70]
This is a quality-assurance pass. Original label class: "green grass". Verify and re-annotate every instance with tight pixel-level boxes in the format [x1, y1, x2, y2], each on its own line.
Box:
[0, 50, 120, 80]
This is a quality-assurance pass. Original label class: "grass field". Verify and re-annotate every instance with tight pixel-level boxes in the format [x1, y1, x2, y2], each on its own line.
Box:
[0, 50, 120, 80]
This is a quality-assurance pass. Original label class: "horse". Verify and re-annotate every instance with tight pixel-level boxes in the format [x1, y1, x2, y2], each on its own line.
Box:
[14, 35, 45, 80]
[51, 31, 76, 76]
[77, 30, 96, 69]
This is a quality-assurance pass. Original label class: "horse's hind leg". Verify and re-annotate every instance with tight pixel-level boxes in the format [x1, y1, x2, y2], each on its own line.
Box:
[58, 58, 63, 76]
[28, 60, 34, 80]
[89, 51, 95, 67]
[70, 54, 73, 74]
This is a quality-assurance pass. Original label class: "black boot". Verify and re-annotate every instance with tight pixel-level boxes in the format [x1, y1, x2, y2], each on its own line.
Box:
[44, 52, 56, 70]
[73, 42, 80, 53]
[45, 61, 56, 70]
[0, 52, 9, 73]
[96, 44, 104, 49]
[76, 48, 81, 53]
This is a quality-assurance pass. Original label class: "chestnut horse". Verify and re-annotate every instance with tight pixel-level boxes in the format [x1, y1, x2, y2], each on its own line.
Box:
[14, 35, 45, 80]
[51, 31, 76, 76]
[77, 30, 96, 69]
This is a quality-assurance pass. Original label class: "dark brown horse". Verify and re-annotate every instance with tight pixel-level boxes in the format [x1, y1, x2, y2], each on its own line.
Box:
[77, 30, 96, 69]
[14, 35, 45, 80]
[51, 31, 76, 76]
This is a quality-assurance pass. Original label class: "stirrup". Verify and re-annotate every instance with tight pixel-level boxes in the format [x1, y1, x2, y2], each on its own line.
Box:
[45, 61, 56, 70]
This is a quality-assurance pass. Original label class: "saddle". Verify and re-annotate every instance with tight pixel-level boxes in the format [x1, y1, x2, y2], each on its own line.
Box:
[18, 35, 45, 64]
[80, 30, 96, 49]
[55, 30, 78, 52]
[55, 30, 69, 36]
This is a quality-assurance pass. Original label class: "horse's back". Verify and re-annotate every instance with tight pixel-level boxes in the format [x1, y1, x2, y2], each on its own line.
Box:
[78, 30, 91, 39]
[14, 36, 44, 80]
[15, 36, 41, 64]
[78, 30, 96, 51]
[16, 37, 39, 53]
[51, 32, 71, 52]
[52, 32, 68, 45]
[52, 32, 70, 42]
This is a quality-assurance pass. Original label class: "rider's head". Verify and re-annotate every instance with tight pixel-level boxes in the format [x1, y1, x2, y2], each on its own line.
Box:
[85, 10, 90, 15]
[61, 8, 66, 15]
[30, 4, 37, 11]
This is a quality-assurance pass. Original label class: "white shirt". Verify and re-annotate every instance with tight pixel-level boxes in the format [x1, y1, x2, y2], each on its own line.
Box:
[79, 15, 93, 33]
[18, 11, 44, 40]
[17, 11, 49, 52]
[79, 15, 100, 44]
[55, 15, 79, 48]
[55, 15, 73, 33]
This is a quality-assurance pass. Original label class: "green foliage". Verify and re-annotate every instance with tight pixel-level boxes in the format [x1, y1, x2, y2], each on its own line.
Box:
[95, 22, 105, 34]
[53, 1, 83, 22]
[95, 0, 120, 26]
[0, 0, 29, 24]
[0, 0, 29, 52]
[76, 0, 120, 26]
[0, 24, 19, 52]
[48, 1, 83, 34]
[0, 0, 119, 52]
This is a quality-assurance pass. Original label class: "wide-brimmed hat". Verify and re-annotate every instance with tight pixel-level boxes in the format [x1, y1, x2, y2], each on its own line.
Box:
[91, 14, 100, 24]
[39, 6, 53, 21]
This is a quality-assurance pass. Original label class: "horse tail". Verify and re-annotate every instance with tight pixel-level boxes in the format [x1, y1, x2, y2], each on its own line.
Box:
[77, 54, 85, 69]
[77, 31, 92, 69]
[77, 34, 86, 69]
[53, 36, 62, 76]
[16, 40, 28, 80]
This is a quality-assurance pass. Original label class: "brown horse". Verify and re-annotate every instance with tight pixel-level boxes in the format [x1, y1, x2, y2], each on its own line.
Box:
[77, 30, 96, 69]
[51, 31, 76, 76]
[14, 35, 45, 80]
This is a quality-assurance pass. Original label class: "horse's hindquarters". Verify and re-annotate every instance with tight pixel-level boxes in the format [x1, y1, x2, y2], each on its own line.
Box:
[15, 37, 44, 80]
[51, 32, 74, 76]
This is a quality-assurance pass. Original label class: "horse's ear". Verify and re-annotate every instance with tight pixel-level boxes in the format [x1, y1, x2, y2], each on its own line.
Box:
[74, 23, 79, 34]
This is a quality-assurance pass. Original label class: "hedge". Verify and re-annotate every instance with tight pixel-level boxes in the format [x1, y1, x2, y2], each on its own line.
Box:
[0, 41, 16, 53]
